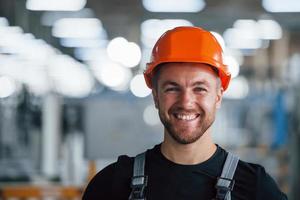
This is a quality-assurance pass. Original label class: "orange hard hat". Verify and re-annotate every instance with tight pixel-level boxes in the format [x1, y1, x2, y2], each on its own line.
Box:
[144, 26, 231, 90]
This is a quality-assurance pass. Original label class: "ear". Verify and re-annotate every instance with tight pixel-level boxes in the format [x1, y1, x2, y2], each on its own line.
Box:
[152, 89, 159, 109]
[216, 87, 223, 109]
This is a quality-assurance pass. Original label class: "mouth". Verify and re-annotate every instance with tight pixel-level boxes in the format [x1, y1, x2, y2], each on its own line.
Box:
[173, 113, 200, 121]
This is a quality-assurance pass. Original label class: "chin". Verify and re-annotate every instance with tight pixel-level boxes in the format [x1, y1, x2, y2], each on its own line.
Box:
[169, 129, 204, 145]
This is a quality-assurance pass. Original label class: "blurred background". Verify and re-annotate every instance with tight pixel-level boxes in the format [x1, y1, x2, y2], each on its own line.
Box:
[0, 0, 299, 199]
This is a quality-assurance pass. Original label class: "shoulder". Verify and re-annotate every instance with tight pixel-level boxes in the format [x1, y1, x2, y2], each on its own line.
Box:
[91, 155, 134, 184]
[235, 159, 287, 199]
[82, 155, 134, 200]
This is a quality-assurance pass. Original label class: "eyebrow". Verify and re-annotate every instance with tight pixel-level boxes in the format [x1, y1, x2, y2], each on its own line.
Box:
[161, 80, 209, 88]
[192, 81, 209, 87]
[161, 81, 179, 88]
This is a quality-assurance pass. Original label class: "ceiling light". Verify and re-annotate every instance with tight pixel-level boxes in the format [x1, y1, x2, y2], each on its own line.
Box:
[0, 26, 23, 36]
[60, 38, 107, 48]
[0, 76, 17, 98]
[107, 37, 141, 68]
[223, 28, 262, 49]
[22, 62, 50, 95]
[257, 19, 282, 40]
[0, 17, 9, 27]
[143, 104, 160, 126]
[224, 49, 244, 66]
[41, 8, 94, 26]
[224, 56, 240, 78]
[142, 0, 205, 12]
[130, 74, 152, 98]
[224, 19, 282, 50]
[74, 47, 107, 61]
[0, 55, 51, 96]
[94, 62, 132, 90]
[48, 55, 94, 97]
[0, 29, 56, 61]
[52, 18, 103, 38]
[262, 0, 300, 12]
[224, 76, 249, 99]
[26, 0, 86, 11]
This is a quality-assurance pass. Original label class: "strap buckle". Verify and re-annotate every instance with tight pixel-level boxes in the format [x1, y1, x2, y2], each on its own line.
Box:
[129, 175, 148, 200]
[215, 177, 235, 199]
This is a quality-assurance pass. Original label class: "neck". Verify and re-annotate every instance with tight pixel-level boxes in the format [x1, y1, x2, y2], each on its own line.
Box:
[160, 129, 217, 165]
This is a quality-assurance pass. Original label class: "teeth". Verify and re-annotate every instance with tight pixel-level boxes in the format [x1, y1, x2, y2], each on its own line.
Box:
[175, 114, 198, 121]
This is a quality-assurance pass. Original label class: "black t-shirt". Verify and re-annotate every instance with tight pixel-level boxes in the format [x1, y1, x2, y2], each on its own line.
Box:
[83, 144, 287, 200]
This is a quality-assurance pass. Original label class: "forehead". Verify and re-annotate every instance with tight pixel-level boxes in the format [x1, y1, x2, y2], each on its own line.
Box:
[157, 62, 218, 85]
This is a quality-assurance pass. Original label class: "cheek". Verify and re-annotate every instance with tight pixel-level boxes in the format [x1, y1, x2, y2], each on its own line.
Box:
[197, 96, 217, 110]
[158, 95, 176, 111]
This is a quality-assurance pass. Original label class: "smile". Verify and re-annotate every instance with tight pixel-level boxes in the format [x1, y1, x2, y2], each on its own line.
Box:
[174, 113, 199, 121]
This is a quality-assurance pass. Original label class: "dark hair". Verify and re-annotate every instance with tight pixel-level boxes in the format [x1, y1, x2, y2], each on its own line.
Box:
[151, 63, 164, 91]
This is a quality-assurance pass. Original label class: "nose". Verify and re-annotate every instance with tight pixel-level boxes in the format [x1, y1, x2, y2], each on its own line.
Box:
[178, 89, 195, 109]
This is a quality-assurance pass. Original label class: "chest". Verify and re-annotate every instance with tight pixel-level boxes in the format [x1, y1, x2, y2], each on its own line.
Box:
[145, 166, 217, 199]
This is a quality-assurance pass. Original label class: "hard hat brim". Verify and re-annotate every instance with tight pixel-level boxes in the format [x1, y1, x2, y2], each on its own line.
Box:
[144, 60, 231, 90]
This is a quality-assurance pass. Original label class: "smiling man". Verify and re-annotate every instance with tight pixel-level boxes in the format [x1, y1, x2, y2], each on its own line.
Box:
[152, 62, 222, 166]
[82, 27, 287, 200]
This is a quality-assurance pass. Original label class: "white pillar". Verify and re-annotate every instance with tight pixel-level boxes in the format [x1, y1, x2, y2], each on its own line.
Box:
[41, 93, 62, 178]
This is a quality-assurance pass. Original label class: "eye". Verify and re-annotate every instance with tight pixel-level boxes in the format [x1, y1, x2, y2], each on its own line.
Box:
[194, 87, 207, 92]
[165, 87, 180, 92]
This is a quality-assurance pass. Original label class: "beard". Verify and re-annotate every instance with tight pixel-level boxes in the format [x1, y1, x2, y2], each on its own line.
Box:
[158, 107, 215, 145]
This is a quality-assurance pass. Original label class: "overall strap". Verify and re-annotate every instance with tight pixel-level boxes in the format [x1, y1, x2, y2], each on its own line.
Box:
[129, 152, 148, 200]
[215, 152, 239, 200]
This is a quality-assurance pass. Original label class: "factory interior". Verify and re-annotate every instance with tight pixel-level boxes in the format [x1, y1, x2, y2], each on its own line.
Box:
[0, 0, 300, 199]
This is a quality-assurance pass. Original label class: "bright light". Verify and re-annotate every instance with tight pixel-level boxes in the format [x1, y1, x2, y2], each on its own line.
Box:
[142, 0, 205, 12]
[26, 0, 86, 11]
[41, 8, 94, 26]
[107, 37, 141, 68]
[0, 17, 9, 27]
[0, 27, 24, 54]
[0, 26, 23, 36]
[0, 28, 25, 54]
[233, 19, 257, 31]
[48, 55, 94, 97]
[0, 28, 56, 61]
[20, 40, 56, 61]
[210, 31, 225, 51]
[74, 47, 107, 61]
[52, 18, 103, 38]
[224, 76, 249, 99]
[0, 56, 48, 96]
[60, 38, 107, 48]
[224, 49, 244, 65]
[223, 28, 262, 49]
[224, 56, 240, 78]
[124, 42, 142, 67]
[262, 0, 300, 12]
[21, 62, 50, 95]
[143, 104, 160, 126]
[224, 19, 282, 50]
[233, 19, 261, 41]
[130, 74, 152, 98]
[107, 37, 127, 61]
[257, 19, 282, 40]
[0, 76, 17, 98]
[0, 55, 26, 81]
[94, 62, 132, 90]
[141, 19, 193, 48]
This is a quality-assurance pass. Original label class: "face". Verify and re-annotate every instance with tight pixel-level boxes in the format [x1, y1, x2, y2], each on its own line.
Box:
[152, 63, 223, 145]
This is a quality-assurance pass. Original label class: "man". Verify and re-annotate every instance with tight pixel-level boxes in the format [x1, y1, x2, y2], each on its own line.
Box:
[82, 26, 287, 199]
